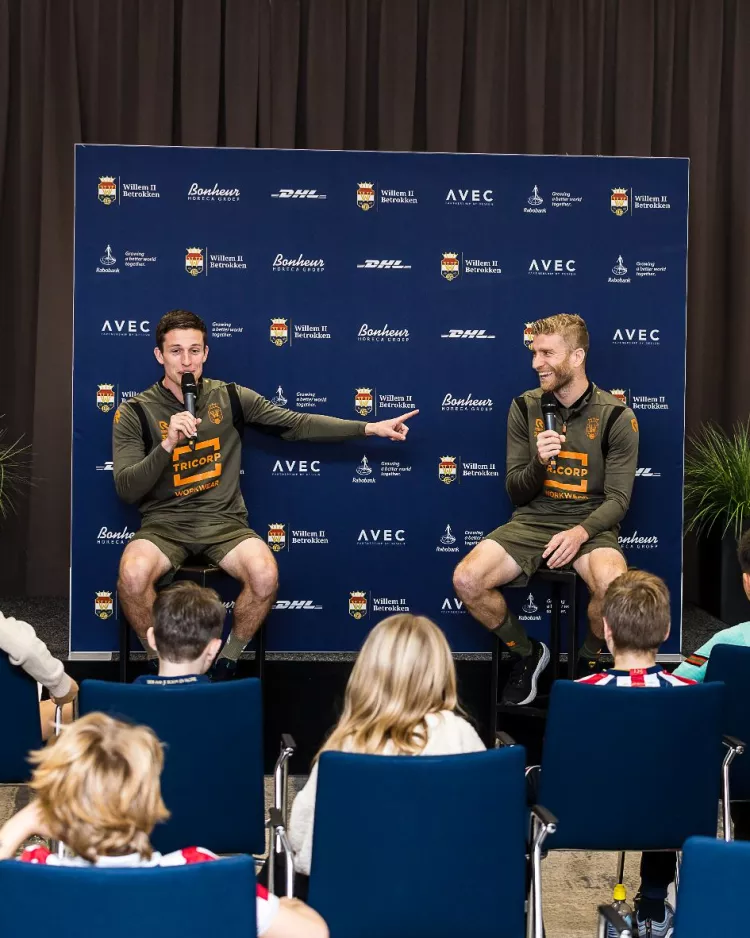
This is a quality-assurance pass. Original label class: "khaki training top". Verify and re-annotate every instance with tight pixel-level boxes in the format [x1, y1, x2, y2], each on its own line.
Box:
[505, 384, 639, 537]
[113, 378, 366, 536]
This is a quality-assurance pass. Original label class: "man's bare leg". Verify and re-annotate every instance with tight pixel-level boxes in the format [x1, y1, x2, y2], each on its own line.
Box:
[574, 547, 627, 658]
[117, 540, 173, 650]
[218, 538, 279, 660]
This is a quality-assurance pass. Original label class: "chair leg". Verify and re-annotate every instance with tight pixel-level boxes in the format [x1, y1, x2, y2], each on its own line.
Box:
[119, 613, 129, 683]
[549, 583, 561, 681]
[566, 575, 578, 680]
[616, 850, 626, 884]
[490, 635, 499, 745]
[256, 621, 265, 682]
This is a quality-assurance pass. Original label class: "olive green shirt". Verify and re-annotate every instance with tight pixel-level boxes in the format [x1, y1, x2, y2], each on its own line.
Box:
[506, 384, 639, 537]
[112, 378, 366, 535]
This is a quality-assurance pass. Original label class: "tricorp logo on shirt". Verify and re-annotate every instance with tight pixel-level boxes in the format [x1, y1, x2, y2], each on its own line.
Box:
[544, 450, 588, 499]
[172, 438, 222, 494]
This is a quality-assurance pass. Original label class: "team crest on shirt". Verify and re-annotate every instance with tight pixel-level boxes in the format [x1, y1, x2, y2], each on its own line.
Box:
[114, 406, 122, 424]
[96, 384, 116, 412]
[439, 456, 457, 484]
[441, 252, 460, 281]
[631, 417, 639, 433]
[267, 523, 286, 552]
[356, 182, 375, 211]
[586, 416, 600, 440]
[98, 176, 117, 205]
[349, 591, 368, 618]
[270, 318, 288, 346]
[95, 591, 114, 619]
[354, 388, 373, 416]
[208, 403, 223, 425]
[185, 247, 204, 276]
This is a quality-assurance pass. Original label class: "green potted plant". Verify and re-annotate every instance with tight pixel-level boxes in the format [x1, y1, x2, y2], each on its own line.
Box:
[0, 425, 32, 520]
[684, 419, 750, 624]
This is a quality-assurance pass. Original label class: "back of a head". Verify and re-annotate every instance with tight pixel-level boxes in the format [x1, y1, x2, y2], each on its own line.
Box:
[738, 529, 750, 575]
[152, 581, 225, 663]
[323, 614, 459, 756]
[603, 569, 670, 653]
[28, 712, 169, 861]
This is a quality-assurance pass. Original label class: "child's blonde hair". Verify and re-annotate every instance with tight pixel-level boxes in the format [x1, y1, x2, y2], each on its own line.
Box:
[28, 712, 169, 861]
[319, 614, 461, 758]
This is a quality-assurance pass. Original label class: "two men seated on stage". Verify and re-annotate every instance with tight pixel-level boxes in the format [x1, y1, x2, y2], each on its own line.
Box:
[454, 314, 639, 704]
[113, 309, 418, 679]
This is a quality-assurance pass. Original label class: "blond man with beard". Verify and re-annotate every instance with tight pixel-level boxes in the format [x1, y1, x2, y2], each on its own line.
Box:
[453, 314, 639, 705]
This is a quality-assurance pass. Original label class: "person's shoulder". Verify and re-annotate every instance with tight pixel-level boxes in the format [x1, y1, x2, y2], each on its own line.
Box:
[575, 671, 614, 685]
[661, 671, 697, 686]
[157, 846, 219, 866]
[519, 388, 543, 404]
[125, 382, 163, 406]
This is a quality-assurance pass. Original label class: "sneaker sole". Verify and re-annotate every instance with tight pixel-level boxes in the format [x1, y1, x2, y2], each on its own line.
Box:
[507, 642, 551, 706]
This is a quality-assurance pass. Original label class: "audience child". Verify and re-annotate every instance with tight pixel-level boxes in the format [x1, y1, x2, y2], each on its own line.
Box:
[134, 580, 223, 686]
[0, 713, 327, 938]
[0, 608, 78, 739]
[674, 528, 750, 682]
[577, 570, 694, 938]
[288, 613, 485, 885]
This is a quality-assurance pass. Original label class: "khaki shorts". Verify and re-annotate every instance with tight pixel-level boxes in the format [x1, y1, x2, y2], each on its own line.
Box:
[485, 516, 623, 586]
[132, 522, 261, 576]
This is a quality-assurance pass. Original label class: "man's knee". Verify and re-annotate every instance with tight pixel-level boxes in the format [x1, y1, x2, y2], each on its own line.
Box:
[241, 556, 278, 602]
[118, 552, 160, 595]
[453, 561, 486, 604]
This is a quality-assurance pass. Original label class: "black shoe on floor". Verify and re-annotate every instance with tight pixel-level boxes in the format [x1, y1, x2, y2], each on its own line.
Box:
[210, 657, 239, 682]
[501, 640, 550, 705]
[574, 650, 608, 679]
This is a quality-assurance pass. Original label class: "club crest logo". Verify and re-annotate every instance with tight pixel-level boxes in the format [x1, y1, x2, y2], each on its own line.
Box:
[524, 322, 535, 348]
[114, 407, 122, 424]
[349, 591, 368, 619]
[208, 403, 223, 425]
[270, 318, 288, 346]
[267, 523, 286, 552]
[356, 182, 375, 211]
[185, 247, 204, 276]
[354, 388, 373, 417]
[439, 455, 458, 484]
[586, 416, 600, 440]
[534, 418, 544, 437]
[441, 252, 460, 281]
[611, 187, 629, 216]
[159, 420, 169, 441]
[98, 176, 117, 205]
[96, 384, 116, 412]
[631, 417, 639, 433]
[610, 388, 628, 406]
[95, 591, 114, 619]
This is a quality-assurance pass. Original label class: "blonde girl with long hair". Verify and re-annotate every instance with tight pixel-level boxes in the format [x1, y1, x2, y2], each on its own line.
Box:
[288, 614, 485, 878]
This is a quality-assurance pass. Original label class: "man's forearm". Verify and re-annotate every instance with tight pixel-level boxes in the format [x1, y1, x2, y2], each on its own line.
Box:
[114, 445, 171, 504]
[283, 413, 367, 443]
[580, 496, 629, 538]
[506, 457, 547, 506]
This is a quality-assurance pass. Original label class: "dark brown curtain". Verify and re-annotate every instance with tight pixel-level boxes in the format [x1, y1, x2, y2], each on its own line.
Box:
[1, 0, 748, 596]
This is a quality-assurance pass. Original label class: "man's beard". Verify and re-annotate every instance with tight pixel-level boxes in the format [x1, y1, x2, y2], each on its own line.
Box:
[539, 362, 574, 394]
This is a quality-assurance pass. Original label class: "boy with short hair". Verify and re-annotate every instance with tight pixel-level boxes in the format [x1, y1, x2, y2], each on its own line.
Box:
[674, 528, 750, 682]
[134, 580, 224, 686]
[577, 570, 694, 937]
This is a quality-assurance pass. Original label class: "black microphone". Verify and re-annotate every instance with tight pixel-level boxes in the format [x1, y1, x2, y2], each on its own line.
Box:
[541, 393, 557, 433]
[181, 372, 198, 449]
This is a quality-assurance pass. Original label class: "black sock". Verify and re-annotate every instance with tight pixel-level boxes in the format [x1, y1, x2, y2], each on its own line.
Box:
[578, 632, 605, 660]
[491, 610, 533, 657]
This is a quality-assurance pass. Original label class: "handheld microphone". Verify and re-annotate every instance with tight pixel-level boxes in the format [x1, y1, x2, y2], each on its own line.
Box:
[541, 393, 557, 433]
[181, 372, 198, 450]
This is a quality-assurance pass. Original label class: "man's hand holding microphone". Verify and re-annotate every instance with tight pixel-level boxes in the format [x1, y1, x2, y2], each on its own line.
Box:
[161, 373, 201, 454]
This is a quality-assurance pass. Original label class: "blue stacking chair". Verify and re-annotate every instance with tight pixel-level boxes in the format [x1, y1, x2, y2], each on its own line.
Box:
[0, 651, 44, 782]
[295, 745, 556, 938]
[0, 854, 257, 938]
[78, 678, 270, 856]
[706, 644, 750, 804]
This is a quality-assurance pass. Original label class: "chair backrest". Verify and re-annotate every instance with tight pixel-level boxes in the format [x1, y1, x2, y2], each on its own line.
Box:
[78, 678, 265, 855]
[307, 745, 528, 938]
[0, 855, 256, 938]
[705, 643, 750, 799]
[0, 651, 44, 782]
[674, 836, 750, 936]
[537, 680, 726, 850]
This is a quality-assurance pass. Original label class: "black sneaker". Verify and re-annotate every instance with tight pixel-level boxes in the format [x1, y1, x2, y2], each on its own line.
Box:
[501, 640, 550, 705]
[210, 657, 238, 682]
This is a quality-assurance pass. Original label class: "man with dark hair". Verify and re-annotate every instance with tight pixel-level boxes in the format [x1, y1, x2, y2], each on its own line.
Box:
[453, 313, 639, 705]
[674, 528, 750, 681]
[577, 569, 694, 938]
[114, 310, 418, 679]
[134, 581, 224, 686]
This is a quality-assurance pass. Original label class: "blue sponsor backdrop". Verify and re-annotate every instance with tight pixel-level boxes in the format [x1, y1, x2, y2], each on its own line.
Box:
[72, 145, 688, 656]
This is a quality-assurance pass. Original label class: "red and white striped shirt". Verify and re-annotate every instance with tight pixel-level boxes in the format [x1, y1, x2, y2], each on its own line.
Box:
[19, 845, 279, 935]
[576, 665, 697, 688]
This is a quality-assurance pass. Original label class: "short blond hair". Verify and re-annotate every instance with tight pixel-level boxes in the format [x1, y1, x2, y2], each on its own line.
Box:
[319, 614, 462, 758]
[28, 712, 169, 861]
[530, 313, 589, 356]
[603, 570, 671, 652]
